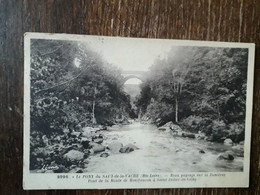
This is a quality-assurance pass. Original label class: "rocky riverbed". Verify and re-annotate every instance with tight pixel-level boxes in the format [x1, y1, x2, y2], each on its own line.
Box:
[30, 121, 244, 173]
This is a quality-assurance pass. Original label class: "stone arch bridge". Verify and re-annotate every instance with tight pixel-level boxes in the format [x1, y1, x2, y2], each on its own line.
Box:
[121, 70, 148, 84]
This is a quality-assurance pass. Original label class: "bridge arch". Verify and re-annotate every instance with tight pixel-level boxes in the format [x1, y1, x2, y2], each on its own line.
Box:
[123, 75, 143, 84]
[121, 71, 147, 85]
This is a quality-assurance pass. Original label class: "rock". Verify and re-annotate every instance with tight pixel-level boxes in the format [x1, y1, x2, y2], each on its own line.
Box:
[36, 169, 45, 173]
[82, 127, 96, 134]
[217, 152, 234, 161]
[42, 135, 49, 146]
[71, 131, 81, 137]
[93, 138, 103, 144]
[119, 143, 139, 153]
[45, 170, 54, 173]
[158, 127, 167, 131]
[63, 128, 70, 134]
[232, 144, 243, 151]
[158, 122, 182, 133]
[36, 158, 44, 163]
[182, 132, 195, 139]
[198, 135, 205, 140]
[232, 144, 244, 157]
[100, 153, 109, 158]
[33, 147, 52, 156]
[63, 150, 84, 161]
[205, 136, 213, 142]
[81, 140, 91, 149]
[92, 143, 106, 153]
[170, 124, 183, 132]
[107, 141, 123, 153]
[70, 165, 77, 169]
[81, 131, 92, 138]
[199, 150, 205, 154]
[69, 168, 83, 173]
[224, 138, 233, 146]
[99, 125, 107, 130]
[196, 132, 206, 140]
[219, 137, 227, 143]
[83, 159, 89, 164]
[55, 135, 61, 142]
[75, 124, 82, 131]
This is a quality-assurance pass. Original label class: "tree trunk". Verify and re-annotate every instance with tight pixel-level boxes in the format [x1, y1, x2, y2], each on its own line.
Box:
[138, 108, 142, 120]
[216, 101, 220, 121]
[175, 96, 178, 123]
[92, 87, 97, 124]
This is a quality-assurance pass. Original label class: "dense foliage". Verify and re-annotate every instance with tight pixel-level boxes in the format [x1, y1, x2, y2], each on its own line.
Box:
[135, 46, 248, 143]
[30, 39, 133, 137]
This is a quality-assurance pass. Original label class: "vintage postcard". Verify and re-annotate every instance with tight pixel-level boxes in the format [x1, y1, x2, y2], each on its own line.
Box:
[23, 33, 255, 189]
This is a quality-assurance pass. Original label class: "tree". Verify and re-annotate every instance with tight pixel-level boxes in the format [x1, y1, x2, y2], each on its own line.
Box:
[135, 45, 248, 142]
[30, 39, 134, 136]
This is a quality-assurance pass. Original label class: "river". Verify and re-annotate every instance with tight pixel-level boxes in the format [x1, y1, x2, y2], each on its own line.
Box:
[87, 122, 243, 173]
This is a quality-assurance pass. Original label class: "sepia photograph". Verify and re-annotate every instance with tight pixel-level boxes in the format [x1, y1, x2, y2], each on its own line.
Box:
[23, 33, 255, 189]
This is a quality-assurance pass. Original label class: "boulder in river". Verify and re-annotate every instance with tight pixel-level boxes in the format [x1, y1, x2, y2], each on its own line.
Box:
[92, 143, 106, 153]
[158, 127, 167, 131]
[100, 153, 109, 158]
[107, 141, 123, 153]
[81, 131, 92, 138]
[119, 143, 139, 153]
[82, 127, 97, 134]
[199, 150, 205, 154]
[182, 132, 196, 139]
[92, 138, 103, 144]
[158, 121, 182, 133]
[63, 150, 84, 161]
[232, 144, 244, 157]
[224, 138, 233, 146]
[217, 151, 234, 161]
[196, 132, 206, 140]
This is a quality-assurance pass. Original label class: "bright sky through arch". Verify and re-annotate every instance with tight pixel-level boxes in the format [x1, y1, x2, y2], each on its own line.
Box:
[125, 78, 142, 85]
[87, 37, 173, 72]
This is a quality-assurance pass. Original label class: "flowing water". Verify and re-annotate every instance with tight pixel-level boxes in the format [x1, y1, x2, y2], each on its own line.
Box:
[87, 122, 243, 173]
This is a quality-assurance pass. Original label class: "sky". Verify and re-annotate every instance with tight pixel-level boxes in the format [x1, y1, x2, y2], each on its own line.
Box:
[86, 36, 173, 72]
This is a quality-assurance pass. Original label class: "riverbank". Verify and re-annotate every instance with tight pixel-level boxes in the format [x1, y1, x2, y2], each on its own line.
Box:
[30, 121, 244, 173]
